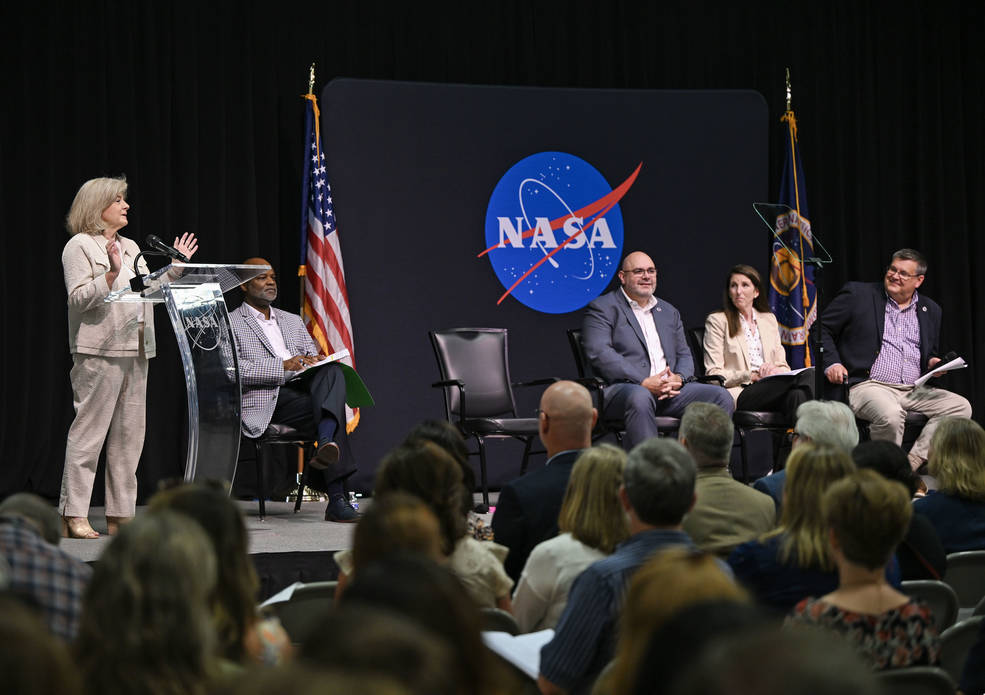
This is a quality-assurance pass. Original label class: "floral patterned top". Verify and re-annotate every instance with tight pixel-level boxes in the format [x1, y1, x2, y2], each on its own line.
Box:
[785, 597, 941, 670]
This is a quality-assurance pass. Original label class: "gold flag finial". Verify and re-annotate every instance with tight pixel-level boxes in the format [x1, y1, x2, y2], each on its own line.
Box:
[785, 67, 792, 111]
[307, 63, 316, 96]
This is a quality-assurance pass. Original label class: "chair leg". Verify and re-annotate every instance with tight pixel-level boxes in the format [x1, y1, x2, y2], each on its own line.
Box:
[476, 437, 490, 509]
[737, 428, 750, 483]
[255, 440, 266, 521]
[519, 437, 534, 476]
[294, 444, 311, 513]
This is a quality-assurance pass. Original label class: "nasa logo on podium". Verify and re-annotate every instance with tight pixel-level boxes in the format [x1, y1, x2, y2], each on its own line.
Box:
[479, 151, 641, 314]
[181, 303, 223, 351]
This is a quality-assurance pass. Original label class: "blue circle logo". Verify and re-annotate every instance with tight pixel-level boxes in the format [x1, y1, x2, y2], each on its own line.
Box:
[480, 152, 638, 314]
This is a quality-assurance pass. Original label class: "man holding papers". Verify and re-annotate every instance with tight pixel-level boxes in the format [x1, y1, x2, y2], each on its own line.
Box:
[821, 248, 971, 470]
[231, 258, 358, 522]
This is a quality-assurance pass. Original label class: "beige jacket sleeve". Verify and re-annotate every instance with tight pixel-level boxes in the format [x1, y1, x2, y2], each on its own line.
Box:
[703, 312, 751, 389]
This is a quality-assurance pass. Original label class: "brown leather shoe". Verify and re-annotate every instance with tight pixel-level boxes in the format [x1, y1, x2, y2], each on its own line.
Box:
[309, 442, 340, 470]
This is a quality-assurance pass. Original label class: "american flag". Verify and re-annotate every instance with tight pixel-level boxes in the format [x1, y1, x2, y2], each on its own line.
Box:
[299, 93, 359, 431]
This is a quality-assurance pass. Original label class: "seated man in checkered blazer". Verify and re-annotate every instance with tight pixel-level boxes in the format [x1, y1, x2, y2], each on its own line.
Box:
[230, 257, 358, 522]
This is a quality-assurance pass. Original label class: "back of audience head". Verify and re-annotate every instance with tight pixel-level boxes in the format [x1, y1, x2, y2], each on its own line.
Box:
[0, 595, 82, 695]
[376, 441, 467, 555]
[351, 492, 444, 572]
[537, 380, 597, 452]
[0, 492, 62, 544]
[823, 469, 912, 571]
[623, 438, 696, 527]
[214, 663, 410, 695]
[794, 400, 860, 451]
[773, 442, 856, 570]
[670, 626, 880, 695]
[928, 417, 985, 501]
[557, 443, 629, 554]
[338, 552, 495, 694]
[300, 603, 457, 695]
[404, 420, 475, 515]
[632, 600, 772, 695]
[679, 402, 733, 467]
[148, 482, 259, 663]
[851, 440, 919, 497]
[608, 548, 749, 695]
[76, 510, 217, 695]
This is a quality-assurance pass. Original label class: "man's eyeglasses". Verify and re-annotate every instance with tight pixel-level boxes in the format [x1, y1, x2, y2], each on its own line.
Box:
[622, 267, 657, 277]
[786, 430, 803, 444]
[886, 266, 922, 280]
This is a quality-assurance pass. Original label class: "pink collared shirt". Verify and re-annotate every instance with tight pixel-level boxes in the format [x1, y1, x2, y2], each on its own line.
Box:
[620, 289, 667, 376]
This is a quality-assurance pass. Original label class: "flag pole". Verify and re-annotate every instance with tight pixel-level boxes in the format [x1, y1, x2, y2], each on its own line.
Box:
[300, 63, 316, 315]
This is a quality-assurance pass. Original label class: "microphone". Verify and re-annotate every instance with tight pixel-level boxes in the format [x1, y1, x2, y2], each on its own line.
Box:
[146, 234, 190, 263]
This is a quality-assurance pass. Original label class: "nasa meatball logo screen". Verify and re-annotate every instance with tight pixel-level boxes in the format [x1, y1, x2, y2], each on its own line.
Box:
[480, 151, 641, 314]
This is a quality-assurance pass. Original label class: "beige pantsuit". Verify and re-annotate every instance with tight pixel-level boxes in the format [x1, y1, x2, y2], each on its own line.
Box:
[61, 232, 156, 518]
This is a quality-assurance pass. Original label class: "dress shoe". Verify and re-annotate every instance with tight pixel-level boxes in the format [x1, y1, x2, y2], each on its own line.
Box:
[106, 516, 133, 536]
[324, 495, 360, 523]
[62, 516, 100, 539]
[309, 442, 340, 470]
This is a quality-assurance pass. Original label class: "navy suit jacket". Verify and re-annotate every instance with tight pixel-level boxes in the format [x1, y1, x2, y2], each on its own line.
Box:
[581, 289, 695, 384]
[820, 282, 941, 387]
[491, 449, 582, 582]
[753, 470, 785, 512]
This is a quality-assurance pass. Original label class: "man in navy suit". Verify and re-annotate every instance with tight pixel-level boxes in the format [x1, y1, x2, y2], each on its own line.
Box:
[581, 251, 734, 449]
[821, 249, 971, 470]
[492, 380, 597, 581]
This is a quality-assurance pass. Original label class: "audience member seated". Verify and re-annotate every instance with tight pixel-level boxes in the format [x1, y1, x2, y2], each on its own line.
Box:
[913, 417, 985, 553]
[492, 380, 597, 581]
[702, 264, 813, 413]
[785, 470, 941, 670]
[753, 400, 860, 511]
[337, 552, 516, 695]
[149, 482, 291, 667]
[403, 419, 492, 539]
[300, 603, 458, 695]
[0, 493, 92, 641]
[537, 438, 699, 695]
[851, 440, 946, 580]
[375, 440, 513, 609]
[729, 443, 894, 614]
[333, 491, 444, 599]
[0, 594, 82, 695]
[670, 625, 882, 695]
[604, 548, 747, 695]
[627, 600, 772, 695]
[512, 444, 628, 633]
[74, 511, 218, 695]
[679, 403, 776, 556]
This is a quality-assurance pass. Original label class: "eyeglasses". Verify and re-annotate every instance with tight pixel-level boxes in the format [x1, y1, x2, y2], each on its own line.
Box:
[786, 430, 803, 444]
[621, 267, 657, 277]
[886, 266, 922, 280]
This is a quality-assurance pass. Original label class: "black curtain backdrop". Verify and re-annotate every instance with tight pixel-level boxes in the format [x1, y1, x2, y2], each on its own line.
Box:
[1, 0, 981, 501]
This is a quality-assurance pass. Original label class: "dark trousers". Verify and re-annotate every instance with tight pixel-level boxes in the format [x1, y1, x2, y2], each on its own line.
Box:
[273, 363, 356, 489]
[735, 369, 814, 418]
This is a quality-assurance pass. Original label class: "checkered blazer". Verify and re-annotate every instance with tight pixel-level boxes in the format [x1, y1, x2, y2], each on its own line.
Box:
[229, 303, 319, 438]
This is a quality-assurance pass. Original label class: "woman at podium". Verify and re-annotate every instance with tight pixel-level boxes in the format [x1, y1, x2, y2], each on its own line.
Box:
[702, 264, 813, 414]
[59, 176, 198, 538]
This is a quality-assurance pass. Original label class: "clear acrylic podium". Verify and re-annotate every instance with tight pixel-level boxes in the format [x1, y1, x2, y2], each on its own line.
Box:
[106, 263, 271, 485]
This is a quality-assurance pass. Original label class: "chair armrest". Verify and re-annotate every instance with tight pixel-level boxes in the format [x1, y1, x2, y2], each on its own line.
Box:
[695, 375, 725, 386]
[512, 377, 561, 388]
[431, 379, 465, 389]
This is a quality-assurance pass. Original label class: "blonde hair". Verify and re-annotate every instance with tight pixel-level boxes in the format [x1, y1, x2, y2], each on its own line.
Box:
[607, 547, 748, 695]
[65, 176, 127, 236]
[557, 444, 629, 554]
[766, 443, 855, 570]
[929, 418, 985, 501]
[823, 470, 912, 570]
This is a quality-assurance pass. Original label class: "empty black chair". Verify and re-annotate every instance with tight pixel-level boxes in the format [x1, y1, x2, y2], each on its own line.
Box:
[940, 616, 985, 683]
[876, 666, 956, 695]
[429, 328, 555, 508]
[944, 551, 985, 610]
[566, 328, 682, 442]
[688, 325, 790, 482]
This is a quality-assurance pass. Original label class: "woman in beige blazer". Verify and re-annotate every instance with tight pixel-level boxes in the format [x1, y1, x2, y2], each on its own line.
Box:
[60, 177, 197, 538]
[703, 264, 813, 413]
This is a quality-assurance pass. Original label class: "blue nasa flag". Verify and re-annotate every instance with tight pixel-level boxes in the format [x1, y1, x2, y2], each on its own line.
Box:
[768, 110, 816, 368]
